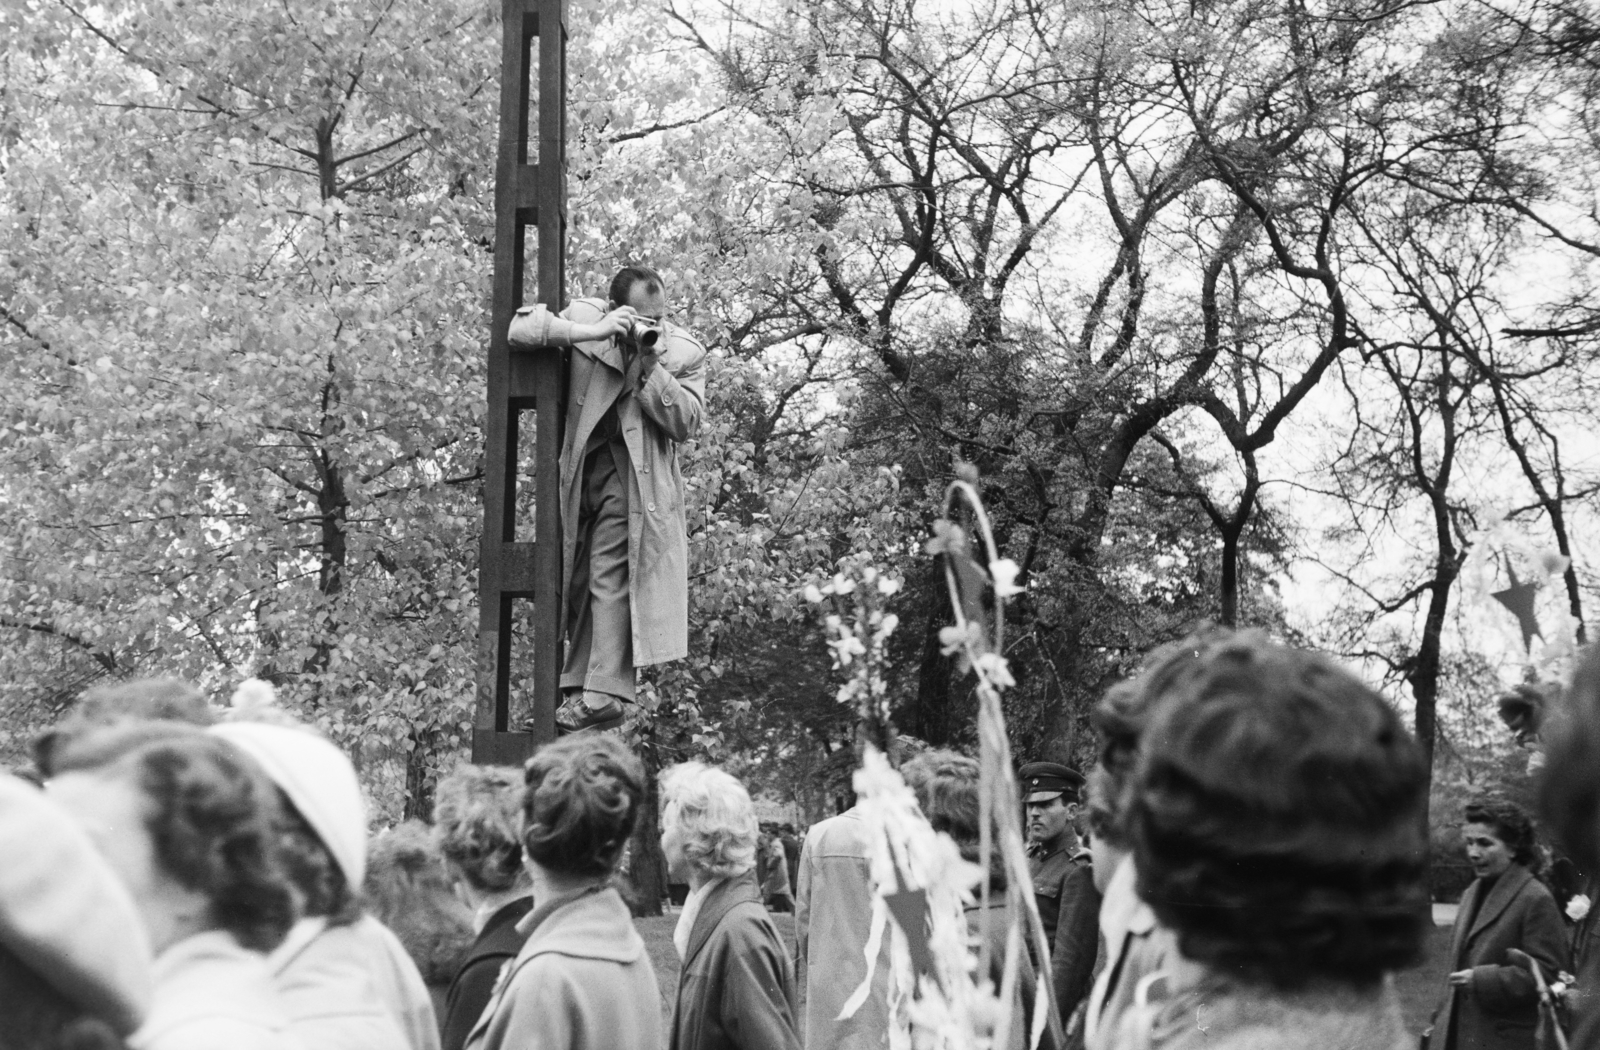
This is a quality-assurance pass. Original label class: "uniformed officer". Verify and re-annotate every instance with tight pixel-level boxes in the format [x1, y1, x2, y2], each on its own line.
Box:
[1019, 760, 1101, 1029]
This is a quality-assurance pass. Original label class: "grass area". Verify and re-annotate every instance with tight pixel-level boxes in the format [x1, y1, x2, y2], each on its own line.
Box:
[1395, 922, 1452, 1036]
[639, 912, 1452, 1036]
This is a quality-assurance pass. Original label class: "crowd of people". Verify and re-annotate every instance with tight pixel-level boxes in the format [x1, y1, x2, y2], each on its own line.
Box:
[5, 628, 1600, 1050]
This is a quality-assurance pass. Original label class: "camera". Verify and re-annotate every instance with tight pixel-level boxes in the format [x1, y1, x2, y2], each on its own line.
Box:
[623, 317, 661, 350]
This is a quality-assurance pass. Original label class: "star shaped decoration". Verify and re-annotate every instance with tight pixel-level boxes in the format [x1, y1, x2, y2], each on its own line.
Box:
[883, 886, 938, 988]
[1491, 562, 1543, 653]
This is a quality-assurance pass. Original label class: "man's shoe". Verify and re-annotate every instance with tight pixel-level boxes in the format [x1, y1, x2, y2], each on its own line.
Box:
[555, 691, 626, 734]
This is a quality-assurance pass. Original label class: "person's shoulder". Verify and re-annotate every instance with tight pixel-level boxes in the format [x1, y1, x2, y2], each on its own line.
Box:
[805, 811, 871, 855]
[561, 296, 609, 321]
[660, 323, 708, 370]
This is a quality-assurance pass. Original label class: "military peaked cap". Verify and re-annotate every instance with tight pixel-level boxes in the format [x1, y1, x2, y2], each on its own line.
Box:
[1018, 761, 1085, 803]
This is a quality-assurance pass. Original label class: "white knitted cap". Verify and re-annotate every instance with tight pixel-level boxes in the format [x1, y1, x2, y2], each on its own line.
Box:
[210, 721, 368, 888]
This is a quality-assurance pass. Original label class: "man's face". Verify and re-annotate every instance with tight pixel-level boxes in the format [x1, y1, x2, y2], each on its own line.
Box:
[625, 283, 668, 322]
[1025, 795, 1075, 846]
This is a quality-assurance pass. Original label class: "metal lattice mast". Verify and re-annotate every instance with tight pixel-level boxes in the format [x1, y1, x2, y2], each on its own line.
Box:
[474, 0, 566, 763]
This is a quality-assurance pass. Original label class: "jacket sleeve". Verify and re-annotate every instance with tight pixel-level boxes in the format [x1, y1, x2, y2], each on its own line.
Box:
[1050, 863, 1102, 1019]
[635, 339, 706, 443]
[721, 921, 803, 1050]
[1472, 885, 1572, 1012]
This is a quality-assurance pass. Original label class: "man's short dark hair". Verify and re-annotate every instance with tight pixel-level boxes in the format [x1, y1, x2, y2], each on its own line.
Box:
[1129, 633, 1429, 991]
[609, 265, 663, 307]
[522, 734, 643, 878]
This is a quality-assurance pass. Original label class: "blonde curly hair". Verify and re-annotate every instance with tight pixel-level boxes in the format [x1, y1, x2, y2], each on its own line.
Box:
[660, 762, 758, 880]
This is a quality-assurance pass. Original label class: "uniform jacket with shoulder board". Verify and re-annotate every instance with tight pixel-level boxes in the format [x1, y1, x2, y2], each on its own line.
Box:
[671, 870, 801, 1050]
[1031, 844, 1101, 1024]
[558, 297, 707, 668]
[1432, 863, 1570, 1050]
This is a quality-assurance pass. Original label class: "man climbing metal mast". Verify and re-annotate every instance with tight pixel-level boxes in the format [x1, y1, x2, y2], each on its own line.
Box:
[508, 266, 707, 733]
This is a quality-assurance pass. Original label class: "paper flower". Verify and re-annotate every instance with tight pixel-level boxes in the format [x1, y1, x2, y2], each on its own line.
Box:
[990, 558, 1023, 598]
[229, 677, 277, 710]
[1567, 894, 1590, 922]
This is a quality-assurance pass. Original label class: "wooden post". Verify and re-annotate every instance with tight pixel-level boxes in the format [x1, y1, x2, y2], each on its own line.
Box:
[475, 0, 566, 765]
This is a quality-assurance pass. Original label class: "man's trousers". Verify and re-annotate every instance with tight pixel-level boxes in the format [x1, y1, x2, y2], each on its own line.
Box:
[560, 440, 636, 701]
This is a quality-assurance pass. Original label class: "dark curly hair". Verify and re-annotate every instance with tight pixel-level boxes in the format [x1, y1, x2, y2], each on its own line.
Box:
[902, 750, 981, 839]
[903, 751, 1012, 893]
[1091, 627, 1232, 848]
[276, 795, 361, 926]
[365, 822, 474, 983]
[1542, 646, 1600, 871]
[1129, 633, 1429, 991]
[522, 735, 643, 879]
[49, 723, 296, 953]
[434, 764, 528, 893]
[1463, 794, 1541, 872]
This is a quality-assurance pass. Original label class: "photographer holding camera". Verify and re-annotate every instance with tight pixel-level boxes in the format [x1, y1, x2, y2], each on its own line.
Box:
[507, 265, 707, 733]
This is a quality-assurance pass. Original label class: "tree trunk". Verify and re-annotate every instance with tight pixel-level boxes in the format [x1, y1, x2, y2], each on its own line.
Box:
[625, 738, 668, 917]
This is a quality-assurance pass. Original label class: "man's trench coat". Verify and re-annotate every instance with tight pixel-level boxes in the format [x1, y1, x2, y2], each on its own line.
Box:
[558, 297, 706, 668]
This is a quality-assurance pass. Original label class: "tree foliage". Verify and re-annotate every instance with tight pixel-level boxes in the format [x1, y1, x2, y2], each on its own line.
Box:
[5, 0, 1600, 819]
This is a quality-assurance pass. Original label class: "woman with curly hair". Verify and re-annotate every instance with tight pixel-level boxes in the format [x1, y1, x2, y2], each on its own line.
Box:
[45, 722, 298, 1049]
[660, 761, 799, 1050]
[1108, 632, 1431, 1050]
[211, 720, 438, 1050]
[364, 822, 475, 1019]
[465, 734, 662, 1050]
[1079, 632, 1221, 1050]
[905, 750, 1050, 1050]
[1432, 795, 1569, 1050]
[432, 764, 534, 1050]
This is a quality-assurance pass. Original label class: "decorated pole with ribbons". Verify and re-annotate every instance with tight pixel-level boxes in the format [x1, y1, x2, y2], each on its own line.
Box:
[815, 464, 1064, 1050]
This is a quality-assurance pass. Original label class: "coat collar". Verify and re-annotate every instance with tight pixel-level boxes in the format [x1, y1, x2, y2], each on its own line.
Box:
[575, 337, 625, 373]
[683, 870, 762, 968]
[1460, 863, 1534, 948]
[516, 884, 645, 965]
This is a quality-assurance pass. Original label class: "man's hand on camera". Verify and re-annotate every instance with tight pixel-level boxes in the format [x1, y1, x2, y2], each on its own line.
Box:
[574, 306, 636, 343]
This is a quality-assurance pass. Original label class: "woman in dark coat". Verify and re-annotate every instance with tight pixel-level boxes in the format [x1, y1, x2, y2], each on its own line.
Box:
[660, 762, 800, 1050]
[1434, 795, 1570, 1050]
[431, 765, 534, 1050]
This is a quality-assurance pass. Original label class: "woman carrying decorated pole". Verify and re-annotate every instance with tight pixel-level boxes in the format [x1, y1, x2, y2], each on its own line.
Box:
[1431, 794, 1569, 1050]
